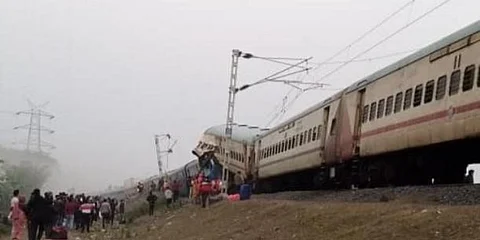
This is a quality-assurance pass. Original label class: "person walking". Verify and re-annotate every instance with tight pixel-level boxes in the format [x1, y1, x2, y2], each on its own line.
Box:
[146, 191, 158, 216]
[171, 180, 181, 207]
[164, 187, 173, 209]
[109, 198, 117, 226]
[27, 189, 48, 240]
[79, 199, 94, 233]
[118, 199, 126, 224]
[10, 190, 27, 240]
[99, 199, 111, 229]
[64, 196, 76, 230]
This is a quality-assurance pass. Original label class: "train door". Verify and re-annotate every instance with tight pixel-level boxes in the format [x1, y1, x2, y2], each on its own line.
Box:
[320, 106, 330, 149]
[352, 89, 366, 155]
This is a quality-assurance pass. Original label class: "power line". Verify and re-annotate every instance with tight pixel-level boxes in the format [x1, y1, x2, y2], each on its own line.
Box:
[312, 0, 453, 84]
[263, 0, 417, 127]
[311, 0, 416, 72]
[311, 49, 418, 66]
[265, 0, 453, 127]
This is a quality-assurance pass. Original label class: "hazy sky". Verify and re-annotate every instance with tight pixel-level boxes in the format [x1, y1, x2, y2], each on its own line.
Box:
[1, 0, 479, 192]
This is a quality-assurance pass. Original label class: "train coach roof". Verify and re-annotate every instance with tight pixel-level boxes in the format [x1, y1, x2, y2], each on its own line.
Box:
[346, 19, 480, 93]
[205, 124, 269, 144]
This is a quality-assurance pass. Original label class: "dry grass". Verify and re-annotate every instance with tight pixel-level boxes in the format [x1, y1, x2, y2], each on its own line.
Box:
[3, 199, 480, 240]
[62, 199, 480, 240]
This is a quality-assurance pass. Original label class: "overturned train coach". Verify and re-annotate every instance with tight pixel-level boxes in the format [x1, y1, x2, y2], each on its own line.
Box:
[192, 124, 269, 191]
[194, 20, 480, 193]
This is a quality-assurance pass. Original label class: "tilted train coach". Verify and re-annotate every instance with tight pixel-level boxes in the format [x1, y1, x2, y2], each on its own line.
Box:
[193, 20, 480, 193]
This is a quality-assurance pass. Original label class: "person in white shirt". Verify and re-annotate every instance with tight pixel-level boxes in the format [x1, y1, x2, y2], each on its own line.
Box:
[164, 187, 173, 209]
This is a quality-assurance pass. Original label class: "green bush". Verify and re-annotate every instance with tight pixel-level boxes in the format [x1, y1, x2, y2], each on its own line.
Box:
[0, 224, 9, 236]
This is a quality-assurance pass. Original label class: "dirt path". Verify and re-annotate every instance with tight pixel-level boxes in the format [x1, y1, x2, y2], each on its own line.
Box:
[4, 199, 480, 239]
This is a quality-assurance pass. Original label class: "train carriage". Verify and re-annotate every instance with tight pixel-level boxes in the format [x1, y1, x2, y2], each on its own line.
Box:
[254, 19, 480, 191]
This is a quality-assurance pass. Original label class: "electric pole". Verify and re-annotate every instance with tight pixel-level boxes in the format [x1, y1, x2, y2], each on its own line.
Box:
[221, 49, 317, 194]
[13, 100, 55, 154]
[154, 134, 177, 181]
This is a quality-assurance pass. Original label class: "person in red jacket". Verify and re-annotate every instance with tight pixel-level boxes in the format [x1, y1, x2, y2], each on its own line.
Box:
[64, 196, 77, 230]
[79, 199, 94, 233]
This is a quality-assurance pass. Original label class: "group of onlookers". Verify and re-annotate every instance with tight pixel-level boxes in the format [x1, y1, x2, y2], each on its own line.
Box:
[8, 189, 126, 240]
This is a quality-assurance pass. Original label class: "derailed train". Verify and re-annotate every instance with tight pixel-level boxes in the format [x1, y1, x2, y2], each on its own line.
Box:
[193, 20, 480, 193]
[100, 159, 200, 199]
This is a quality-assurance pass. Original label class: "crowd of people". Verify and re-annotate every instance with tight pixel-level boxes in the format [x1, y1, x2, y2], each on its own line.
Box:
[8, 188, 126, 240]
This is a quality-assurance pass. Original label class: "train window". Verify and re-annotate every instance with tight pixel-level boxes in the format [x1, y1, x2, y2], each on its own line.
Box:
[296, 134, 300, 146]
[304, 131, 308, 142]
[281, 141, 285, 152]
[377, 99, 385, 119]
[317, 125, 321, 141]
[413, 84, 423, 107]
[394, 92, 403, 113]
[362, 105, 369, 123]
[288, 138, 292, 150]
[369, 102, 377, 121]
[478, 66, 480, 87]
[308, 129, 312, 143]
[276, 143, 280, 154]
[292, 136, 296, 148]
[330, 118, 337, 136]
[385, 96, 394, 116]
[299, 133, 303, 145]
[403, 88, 412, 110]
[436, 75, 447, 100]
[462, 65, 475, 92]
[424, 80, 435, 103]
[449, 70, 461, 96]
[312, 127, 317, 141]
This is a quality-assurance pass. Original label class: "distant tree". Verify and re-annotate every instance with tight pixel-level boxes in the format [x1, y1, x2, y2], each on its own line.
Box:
[0, 147, 58, 212]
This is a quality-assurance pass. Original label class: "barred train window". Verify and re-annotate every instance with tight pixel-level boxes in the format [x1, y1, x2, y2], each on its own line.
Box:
[377, 99, 385, 119]
[403, 88, 412, 110]
[436, 75, 447, 100]
[424, 80, 435, 103]
[312, 127, 317, 141]
[362, 105, 369, 123]
[308, 129, 312, 143]
[478, 66, 480, 87]
[317, 125, 321, 141]
[385, 96, 394, 116]
[413, 84, 423, 107]
[369, 102, 377, 121]
[330, 119, 337, 136]
[449, 70, 461, 96]
[462, 65, 475, 92]
[394, 92, 403, 113]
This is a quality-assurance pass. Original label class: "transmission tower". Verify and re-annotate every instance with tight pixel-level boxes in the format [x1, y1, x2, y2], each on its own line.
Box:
[13, 100, 55, 154]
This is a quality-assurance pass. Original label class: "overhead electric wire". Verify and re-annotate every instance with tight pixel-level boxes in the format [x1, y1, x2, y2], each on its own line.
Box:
[311, 49, 418, 65]
[264, 0, 453, 127]
[263, 0, 416, 127]
[311, 0, 416, 72]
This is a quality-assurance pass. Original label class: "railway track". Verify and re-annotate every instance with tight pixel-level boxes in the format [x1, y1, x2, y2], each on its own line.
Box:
[254, 183, 480, 205]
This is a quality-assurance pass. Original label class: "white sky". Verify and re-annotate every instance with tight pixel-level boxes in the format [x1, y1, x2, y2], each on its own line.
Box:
[0, 0, 479, 192]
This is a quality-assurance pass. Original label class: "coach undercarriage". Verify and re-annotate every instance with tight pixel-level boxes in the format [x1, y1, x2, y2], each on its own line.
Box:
[255, 137, 479, 193]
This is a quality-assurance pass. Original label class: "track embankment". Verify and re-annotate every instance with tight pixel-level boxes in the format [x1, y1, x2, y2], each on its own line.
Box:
[62, 198, 480, 240]
[255, 184, 480, 205]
